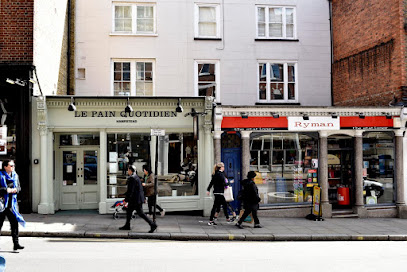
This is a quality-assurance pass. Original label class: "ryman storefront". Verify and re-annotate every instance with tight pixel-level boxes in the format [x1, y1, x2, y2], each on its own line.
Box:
[32, 96, 215, 215]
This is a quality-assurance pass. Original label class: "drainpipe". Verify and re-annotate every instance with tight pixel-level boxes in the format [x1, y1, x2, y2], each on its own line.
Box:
[328, 0, 333, 106]
[67, 0, 72, 95]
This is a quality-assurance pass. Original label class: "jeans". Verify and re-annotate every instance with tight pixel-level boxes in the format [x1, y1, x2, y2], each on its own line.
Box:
[209, 194, 229, 221]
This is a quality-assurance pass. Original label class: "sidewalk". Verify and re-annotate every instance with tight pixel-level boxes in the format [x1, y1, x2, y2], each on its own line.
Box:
[3, 212, 407, 241]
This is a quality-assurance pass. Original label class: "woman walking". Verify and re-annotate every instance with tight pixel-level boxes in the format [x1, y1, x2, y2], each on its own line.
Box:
[142, 165, 165, 218]
[0, 160, 25, 250]
[206, 162, 230, 225]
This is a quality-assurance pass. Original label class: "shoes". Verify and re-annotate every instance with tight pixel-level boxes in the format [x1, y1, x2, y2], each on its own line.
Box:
[148, 223, 157, 233]
[235, 223, 243, 229]
[119, 225, 131, 230]
[147, 214, 153, 219]
[254, 224, 263, 228]
[208, 221, 217, 226]
[230, 216, 236, 222]
[213, 216, 218, 221]
[226, 218, 232, 222]
[160, 209, 166, 217]
[13, 244, 24, 250]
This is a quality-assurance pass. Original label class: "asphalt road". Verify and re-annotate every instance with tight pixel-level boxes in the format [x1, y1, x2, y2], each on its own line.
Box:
[1, 237, 407, 272]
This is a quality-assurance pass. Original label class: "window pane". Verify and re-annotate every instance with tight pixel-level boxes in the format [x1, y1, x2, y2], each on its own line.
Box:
[270, 83, 284, 100]
[288, 65, 295, 82]
[286, 8, 294, 24]
[269, 8, 282, 23]
[286, 24, 294, 38]
[113, 62, 131, 95]
[270, 23, 282, 37]
[258, 7, 265, 22]
[258, 23, 266, 37]
[270, 64, 283, 81]
[198, 83, 215, 97]
[115, 6, 132, 32]
[144, 82, 153, 95]
[259, 83, 267, 100]
[136, 82, 145, 96]
[198, 64, 215, 81]
[288, 83, 295, 100]
[199, 22, 216, 36]
[199, 7, 216, 21]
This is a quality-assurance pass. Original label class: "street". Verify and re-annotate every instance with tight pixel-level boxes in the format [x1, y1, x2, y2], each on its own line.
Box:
[0, 237, 406, 272]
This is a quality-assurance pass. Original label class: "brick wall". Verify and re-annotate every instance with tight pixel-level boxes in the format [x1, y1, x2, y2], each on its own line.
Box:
[332, 0, 405, 106]
[0, 0, 34, 63]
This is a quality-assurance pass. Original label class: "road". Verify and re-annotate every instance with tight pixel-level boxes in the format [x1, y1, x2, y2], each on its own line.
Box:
[1, 237, 406, 272]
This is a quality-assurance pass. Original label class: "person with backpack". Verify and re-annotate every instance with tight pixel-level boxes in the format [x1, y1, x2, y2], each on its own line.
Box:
[235, 171, 262, 229]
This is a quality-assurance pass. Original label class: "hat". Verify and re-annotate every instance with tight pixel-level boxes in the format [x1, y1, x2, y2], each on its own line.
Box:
[247, 171, 257, 179]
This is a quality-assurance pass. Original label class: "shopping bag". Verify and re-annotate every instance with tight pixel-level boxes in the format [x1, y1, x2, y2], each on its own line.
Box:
[239, 209, 254, 224]
[224, 186, 234, 202]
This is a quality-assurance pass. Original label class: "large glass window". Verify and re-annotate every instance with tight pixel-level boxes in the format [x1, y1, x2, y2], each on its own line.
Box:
[113, 4, 156, 34]
[362, 132, 394, 205]
[256, 6, 296, 39]
[250, 133, 319, 205]
[112, 60, 154, 96]
[258, 62, 296, 102]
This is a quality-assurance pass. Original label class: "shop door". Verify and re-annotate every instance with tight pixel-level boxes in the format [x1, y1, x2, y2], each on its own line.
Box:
[222, 148, 241, 212]
[60, 149, 99, 210]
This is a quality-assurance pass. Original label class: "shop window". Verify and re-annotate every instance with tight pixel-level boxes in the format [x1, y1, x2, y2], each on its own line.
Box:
[250, 133, 318, 205]
[59, 134, 100, 146]
[362, 132, 394, 205]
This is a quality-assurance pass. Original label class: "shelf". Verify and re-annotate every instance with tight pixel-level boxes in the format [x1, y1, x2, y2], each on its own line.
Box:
[328, 178, 341, 180]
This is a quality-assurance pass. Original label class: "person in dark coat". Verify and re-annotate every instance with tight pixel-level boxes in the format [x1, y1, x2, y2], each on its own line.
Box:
[142, 165, 165, 218]
[235, 171, 262, 229]
[206, 162, 230, 225]
[119, 165, 157, 233]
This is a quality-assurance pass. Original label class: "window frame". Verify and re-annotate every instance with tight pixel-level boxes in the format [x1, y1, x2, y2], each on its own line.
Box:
[194, 3, 221, 39]
[111, 59, 156, 96]
[112, 3, 157, 35]
[194, 60, 220, 102]
[255, 6, 296, 39]
[257, 61, 298, 103]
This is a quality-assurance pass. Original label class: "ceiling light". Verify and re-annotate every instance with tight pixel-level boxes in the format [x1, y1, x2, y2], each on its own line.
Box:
[67, 97, 76, 112]
[125, 97, 133, 113]
[176, 98, 183, 113]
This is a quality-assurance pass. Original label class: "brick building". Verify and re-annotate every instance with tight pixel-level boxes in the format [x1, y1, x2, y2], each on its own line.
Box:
[331, 0, 407, 106]
[0, 0, 34, 212]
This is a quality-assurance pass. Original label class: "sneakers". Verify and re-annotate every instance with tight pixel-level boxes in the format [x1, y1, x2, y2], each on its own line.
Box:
[230, 216, 236, 222]
[160, 209, 166, 217]
[148, 223, 157, 233]
[208, 221, 217, 226]
[235, 223, 243, 229]
[254, 224, 263, 228]
[226, 218, 232, 222]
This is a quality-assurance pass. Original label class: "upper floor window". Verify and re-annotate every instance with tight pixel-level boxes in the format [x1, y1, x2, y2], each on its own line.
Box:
[112, 60, 154, 96]
[258, 62, 297, 103]
[256, 6, 295, 39]
[195, 61, 219, 102]
[194, 4, 221, 38]
[113, 3, 156, 34]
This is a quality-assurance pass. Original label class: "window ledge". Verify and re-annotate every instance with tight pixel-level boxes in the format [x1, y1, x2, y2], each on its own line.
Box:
[194, 37, 222, 41]
[255, 38, 299, 42]
[110, 33, 158, 37]
[255, 102, 300, 106]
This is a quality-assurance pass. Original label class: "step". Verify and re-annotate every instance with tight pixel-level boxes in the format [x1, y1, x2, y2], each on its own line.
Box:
[332, 210, 358, 218]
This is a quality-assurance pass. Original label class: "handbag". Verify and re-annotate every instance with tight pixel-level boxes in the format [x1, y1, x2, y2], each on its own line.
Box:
[0, 197, 5, 213]
[224, 186, 234, 202]
[239, 209, 254, 224]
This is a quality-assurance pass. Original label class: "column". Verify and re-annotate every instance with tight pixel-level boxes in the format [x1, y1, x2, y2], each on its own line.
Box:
[241, 131, 251, 179]
[99, 129, 107, 213]
[46, 129, 55, 213]
[319, 131, 331, 217]
[354, 131, 366, 217]
[213, 130, 222, 163]
[203, 124, 214, 216]
[37, 127, 49, 214]
[395, 130, 407, 218]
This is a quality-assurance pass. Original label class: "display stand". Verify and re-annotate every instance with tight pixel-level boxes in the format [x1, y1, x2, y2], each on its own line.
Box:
[305, 185, 324, 221]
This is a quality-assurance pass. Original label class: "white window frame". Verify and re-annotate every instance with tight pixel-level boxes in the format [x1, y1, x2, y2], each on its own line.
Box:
[112, 3, 157, 35]
[111, 59, 155, 96]
[194, 3, 221, 38]
[194, 60, 220, 102]
[255, 6, 296, 39]
[257, 61, 298, 103]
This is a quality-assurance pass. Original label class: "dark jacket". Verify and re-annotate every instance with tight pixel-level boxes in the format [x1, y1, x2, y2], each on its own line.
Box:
[239, 178, 261, 206]
[207, 170, 227, 194]
[143, 173, 155, 197]
[124, 173, 144, 204]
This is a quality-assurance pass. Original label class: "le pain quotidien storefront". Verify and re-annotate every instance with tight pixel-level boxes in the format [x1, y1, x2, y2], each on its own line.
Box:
[32, 96, 216, 215]
[214, 106, 407, 218]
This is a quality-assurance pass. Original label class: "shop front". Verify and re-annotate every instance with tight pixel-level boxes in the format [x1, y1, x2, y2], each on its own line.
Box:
[214, 106, 407, 218]
[32, 96, 214, 214]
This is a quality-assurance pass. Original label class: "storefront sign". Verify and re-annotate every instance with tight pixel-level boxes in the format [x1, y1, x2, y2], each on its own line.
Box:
[74, 111, 178, 118]
[288, 117, 340, 131]
[151, 129, 165, 136]
[312, 186, 321, 217]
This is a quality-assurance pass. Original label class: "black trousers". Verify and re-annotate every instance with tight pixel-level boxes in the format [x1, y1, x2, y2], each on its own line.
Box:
[209, 194, 229, 221]
[0, 208, 19, 244]
[237, 204, 260, 225]
[147, 195, 163, 215]
[125, 202, 154, 227]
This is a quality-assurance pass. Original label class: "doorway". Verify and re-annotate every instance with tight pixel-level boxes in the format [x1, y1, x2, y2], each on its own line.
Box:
[60, 148, 99, 210]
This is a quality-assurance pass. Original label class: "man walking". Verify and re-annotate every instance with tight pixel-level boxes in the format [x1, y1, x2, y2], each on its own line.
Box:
[119, 165, 157, 233]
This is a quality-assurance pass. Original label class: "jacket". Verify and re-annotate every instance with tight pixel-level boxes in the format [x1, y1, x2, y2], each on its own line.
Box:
[143, 173, 155, 197]
[239, 178, 261, 205]
[207, 170, 227, 194]
[124, 173, 144, 204]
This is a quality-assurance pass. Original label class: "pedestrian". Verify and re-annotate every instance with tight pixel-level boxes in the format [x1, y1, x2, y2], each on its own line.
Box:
[214, 177, 237, 222]
[0, 160, 25, 250]
[235, 171, 262, 229]
[119, 165, 157, 233]
[206, 162, 230, 225]
[142, 165, 165, 218]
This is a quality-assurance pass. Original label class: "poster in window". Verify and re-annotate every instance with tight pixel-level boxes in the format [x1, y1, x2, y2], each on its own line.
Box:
[0, 126, 7, 155]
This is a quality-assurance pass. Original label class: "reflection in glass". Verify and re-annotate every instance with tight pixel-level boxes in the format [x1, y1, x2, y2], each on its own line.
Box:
[63, 151, 77, 186]
[84, 150, 98, 185]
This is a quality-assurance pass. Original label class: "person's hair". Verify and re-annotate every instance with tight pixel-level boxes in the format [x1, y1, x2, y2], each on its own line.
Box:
[212, 162, 224, 175]
[142, 165, 152, 175]
[2, 160, 13, 171]
[247, 171, 257, 180]
[128, 165, 136, 173]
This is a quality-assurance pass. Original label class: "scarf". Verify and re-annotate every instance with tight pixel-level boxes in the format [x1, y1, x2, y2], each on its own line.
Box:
[0, 171, 26, 227]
